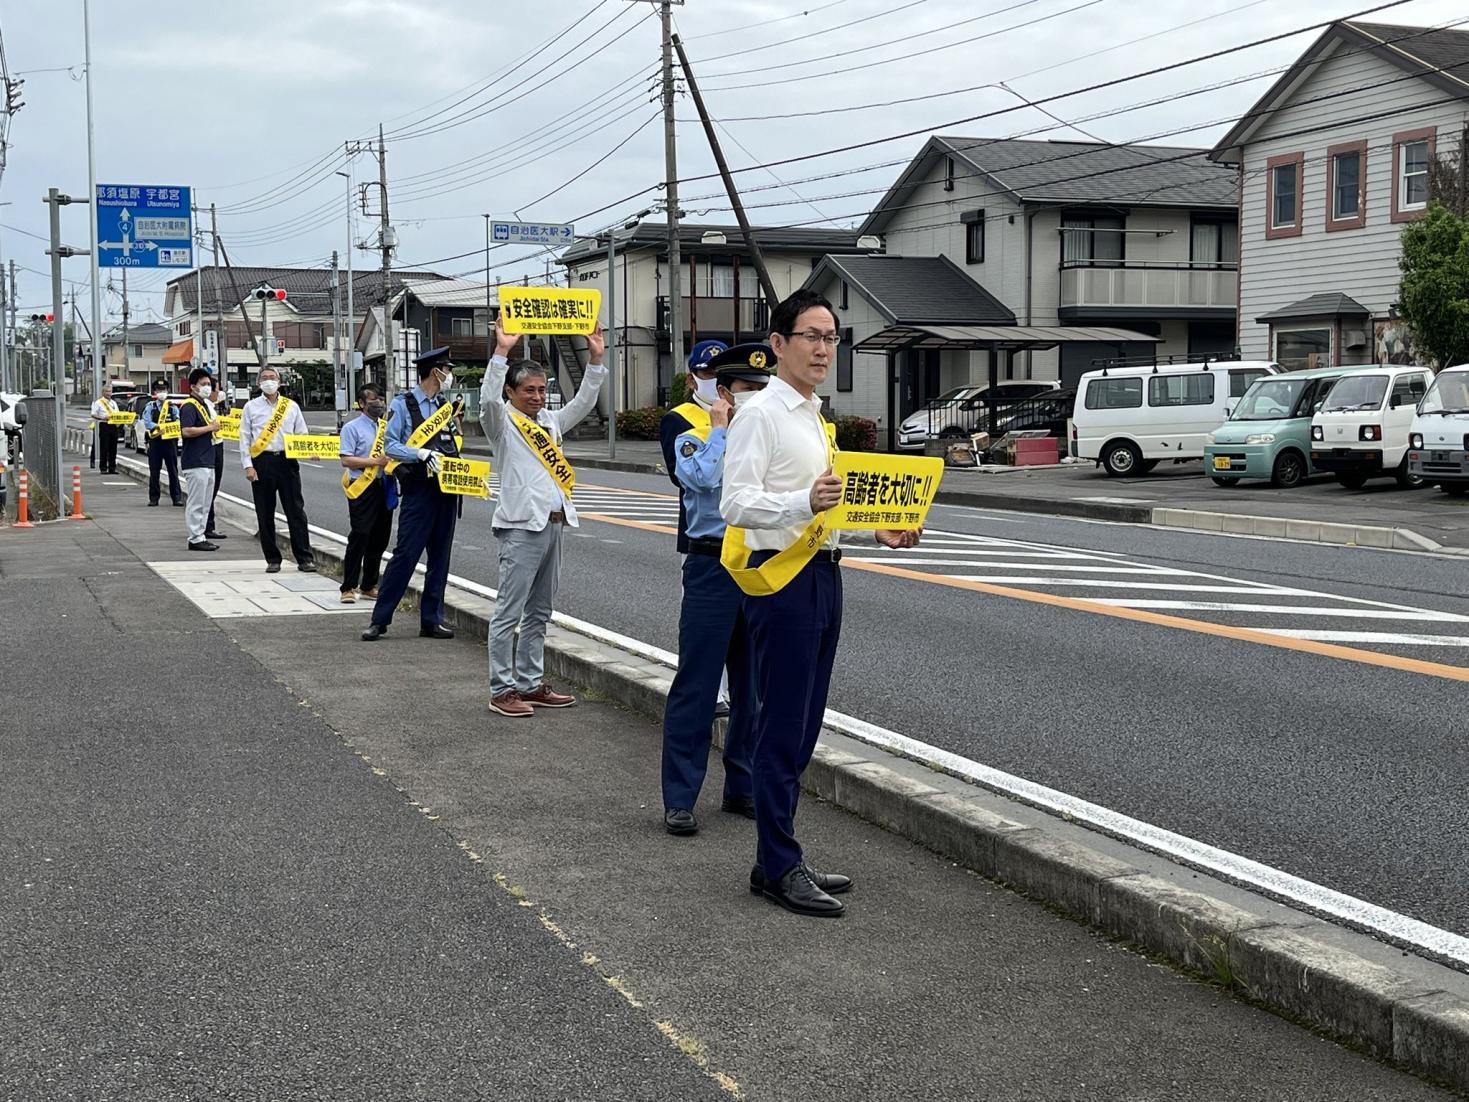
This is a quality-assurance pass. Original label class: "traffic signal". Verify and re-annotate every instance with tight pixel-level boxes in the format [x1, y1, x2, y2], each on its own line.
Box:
[29, 313, 54, 324]
[252, 287, 287, 301]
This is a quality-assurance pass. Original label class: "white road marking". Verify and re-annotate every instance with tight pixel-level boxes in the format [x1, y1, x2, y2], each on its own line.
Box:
[849, 558, 1190, 574]
[1088, 599, 1469, 622]
[1264, 629, 1469, 647]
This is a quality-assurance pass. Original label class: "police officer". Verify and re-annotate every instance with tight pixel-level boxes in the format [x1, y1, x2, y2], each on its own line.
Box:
[338, 384, 396, 604]
[660, 343, 770, 836]
[142, 379, 183, 507]
[361, 347, 463, 642]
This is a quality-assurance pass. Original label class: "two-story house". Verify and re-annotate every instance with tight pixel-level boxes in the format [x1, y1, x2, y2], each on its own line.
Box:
[1209, 20, 1469, 371]
[102, 322, 172, 387]
[558, 222, 867, 408]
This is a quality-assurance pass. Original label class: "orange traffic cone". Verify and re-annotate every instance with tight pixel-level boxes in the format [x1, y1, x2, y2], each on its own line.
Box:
[70, 465, 85, 520]
[15, 469, 34, 528]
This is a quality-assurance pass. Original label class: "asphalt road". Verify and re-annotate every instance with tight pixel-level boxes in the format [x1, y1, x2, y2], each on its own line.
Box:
[201, 450, 1469, 940]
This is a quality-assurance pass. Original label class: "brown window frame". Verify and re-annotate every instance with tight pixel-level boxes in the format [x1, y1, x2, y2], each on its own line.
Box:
[1391, 127, 1436, 223]
[1324, 140, 1367, 231]
[1264, 152, 1305, 239]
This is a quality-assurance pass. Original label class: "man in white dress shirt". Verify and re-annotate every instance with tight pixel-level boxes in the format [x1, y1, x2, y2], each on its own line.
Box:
[238, 365, 316, 573]
[721, 288, 921, 918]
[480, 313, 607, 718]
[90, 383, 120, 473]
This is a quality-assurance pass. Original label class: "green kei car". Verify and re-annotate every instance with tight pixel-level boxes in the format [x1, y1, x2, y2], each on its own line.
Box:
[1203, 365, 1384, 488]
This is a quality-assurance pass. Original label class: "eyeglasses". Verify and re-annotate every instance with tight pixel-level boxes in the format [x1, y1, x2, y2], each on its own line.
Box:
[788, 331, 842, 347]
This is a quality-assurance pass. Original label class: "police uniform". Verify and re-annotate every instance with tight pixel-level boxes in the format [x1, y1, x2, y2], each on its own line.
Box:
[363, 348, 463, 641]
[659, 339, 726, 551]
[659, 344, 770, 835]
[142, 384, 183, 506]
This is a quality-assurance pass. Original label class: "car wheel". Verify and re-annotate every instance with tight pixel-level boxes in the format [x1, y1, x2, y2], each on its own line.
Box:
[1270, 450, 1307, 489]
[1210, 476, 1240, 487]
[1336, 473, 1369, 490]
[1442, 482, 1468, 497]
[1394, 456, 1424, 489]
[1101, 440, 1142, 478]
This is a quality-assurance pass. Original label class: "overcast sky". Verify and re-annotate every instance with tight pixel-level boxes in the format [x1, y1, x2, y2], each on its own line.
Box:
[1, 0, 1464, 327]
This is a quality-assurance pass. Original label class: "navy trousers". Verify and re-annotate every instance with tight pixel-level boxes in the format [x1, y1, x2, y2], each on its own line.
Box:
[147, 439, 182, 505]
[744, 556, 843, 883]
[370, 485, 457, 628]
[661, 553, 756, 812]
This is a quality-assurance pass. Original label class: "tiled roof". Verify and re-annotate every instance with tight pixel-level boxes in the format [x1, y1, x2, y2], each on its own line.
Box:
[560, 223, 864, 264]
[1255, 292, 1370, 323]
[1348, 22, 1469, 91]
[103, 321, 172, 345]
[811, 254, 1016, 326]
[168, 266, 447, 314]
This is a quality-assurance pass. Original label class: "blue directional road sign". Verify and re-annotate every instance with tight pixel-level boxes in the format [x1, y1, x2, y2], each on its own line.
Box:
[490, 220, 575, 247]
[96, 184, 193, 268]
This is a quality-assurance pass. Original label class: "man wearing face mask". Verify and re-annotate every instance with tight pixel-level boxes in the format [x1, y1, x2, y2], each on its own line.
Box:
[142, 379, 183, 507]
[361, 347, 465, 642]
[239, 366, 316, 574]
[338, 384, 397, 604]
[659, 343, 770, 837]
[178, 368, 221, 551]
[659, 340, 727, 544]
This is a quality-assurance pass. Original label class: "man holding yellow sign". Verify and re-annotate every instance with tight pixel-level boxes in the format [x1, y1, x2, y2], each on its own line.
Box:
[721, 289, 925, 920]
[498, 286, 602, 336]
[238, 365, 317, 573]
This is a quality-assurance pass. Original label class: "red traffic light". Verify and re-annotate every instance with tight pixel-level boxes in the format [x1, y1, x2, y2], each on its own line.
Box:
[252, 287, 287, 301]
[274, 288, 287, 301]
[46, 313, 54, 323]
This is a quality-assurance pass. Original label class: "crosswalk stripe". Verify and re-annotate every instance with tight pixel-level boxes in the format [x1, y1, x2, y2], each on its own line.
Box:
[848, 558, 1188, 574]
[1264, 630, 1469, 647]
[952, 577, 1289, 593]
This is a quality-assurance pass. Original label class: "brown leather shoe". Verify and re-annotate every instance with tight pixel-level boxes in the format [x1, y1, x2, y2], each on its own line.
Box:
[359, 586, 379, 599]
[489, 691, 534, 718]
[521, 683, 576, 708]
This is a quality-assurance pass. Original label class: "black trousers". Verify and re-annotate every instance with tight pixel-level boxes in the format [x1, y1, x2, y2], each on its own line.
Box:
[206, 444, 224, 532]
[147, 439, 182, 504]
[342, 479, 394, 592]
[249, 451, 314, 565]
[98, 424, 119, 473]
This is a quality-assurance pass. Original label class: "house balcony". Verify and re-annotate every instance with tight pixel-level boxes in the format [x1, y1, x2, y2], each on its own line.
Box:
[1058, 263, 1237, 321]
[430, 328, 493, 362]
[656, 295, 770, 343]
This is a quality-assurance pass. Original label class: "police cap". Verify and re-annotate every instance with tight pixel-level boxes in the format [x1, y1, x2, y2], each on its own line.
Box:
[708, 342, 774, 387]
[687, 339, 727, 372]
[414, 346, 454, 378]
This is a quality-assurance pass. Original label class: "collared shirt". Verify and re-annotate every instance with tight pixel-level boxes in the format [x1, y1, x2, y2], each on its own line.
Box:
[340, 412, 381, 485]
[178, 397, 216, 470]
[383, 385, 452, 463]
[238, 394, 307, 468]
[143, 398, 168, 432]
[91, 397, 116, 422]
[720, 375, 835, 552]
[479, 355, 607, 531]
[674, 425, 728, 540]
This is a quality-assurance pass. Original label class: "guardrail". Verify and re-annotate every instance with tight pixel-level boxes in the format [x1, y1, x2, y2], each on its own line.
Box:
[908, 392, 1073, 440]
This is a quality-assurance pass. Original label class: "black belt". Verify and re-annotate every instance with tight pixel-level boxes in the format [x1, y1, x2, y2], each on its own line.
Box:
[748, 547, 842, 566]
[687, 537, 723, 556]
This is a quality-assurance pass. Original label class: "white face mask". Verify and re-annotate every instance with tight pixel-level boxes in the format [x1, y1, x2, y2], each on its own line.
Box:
[196, 383, 213, 398]
[693, 375, 720, 403]
[732, 389, 762, 408]
[437, 369, 454, 389]
[260, 379, 279, 396]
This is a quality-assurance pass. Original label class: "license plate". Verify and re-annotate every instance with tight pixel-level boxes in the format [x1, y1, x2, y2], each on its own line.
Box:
[1432, 451, 1449, 461]
[1213, 456, 1231, 470]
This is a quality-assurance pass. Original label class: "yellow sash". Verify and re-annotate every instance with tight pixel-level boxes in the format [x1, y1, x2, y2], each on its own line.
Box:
[720, 420, 838, 597]
[509, 409, 575, 498]
[384, 397, 460, 475]
[342, 415, 390, 498]
[249, 397, 293, 458]
[148, 399, 171, 440]
[185, 397, 216, 438]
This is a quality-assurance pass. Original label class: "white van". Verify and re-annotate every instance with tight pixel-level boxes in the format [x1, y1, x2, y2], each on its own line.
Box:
[1071, 360, 1278, 477]
[1407, 364, 1469, 496]
[1309, 364, 1432, 488]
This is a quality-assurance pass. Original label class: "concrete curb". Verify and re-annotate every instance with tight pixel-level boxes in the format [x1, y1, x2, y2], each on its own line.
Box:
[1151, 506, 1447, 553]
[934, 488, 1154, 524]
[109, 455, 1469, 1093]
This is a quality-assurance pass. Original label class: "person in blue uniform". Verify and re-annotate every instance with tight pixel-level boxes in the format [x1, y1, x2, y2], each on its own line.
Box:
[360, 348, 463, 642]
[660, 343, 771, 837]
[141, 379, 183, 507]
[659, 339, 727, 546]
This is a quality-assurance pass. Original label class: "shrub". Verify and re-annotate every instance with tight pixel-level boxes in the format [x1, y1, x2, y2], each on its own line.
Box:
[617, 406, 668, 440]
[833, 415, 878, 452]
[669, 371, 692, 408]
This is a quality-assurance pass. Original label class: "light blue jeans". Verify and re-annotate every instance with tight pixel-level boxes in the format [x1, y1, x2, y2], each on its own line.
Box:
[488, 523, 563, 696]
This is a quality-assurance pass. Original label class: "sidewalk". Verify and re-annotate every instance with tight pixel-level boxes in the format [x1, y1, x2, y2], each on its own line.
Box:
[0, 465, 1454, 1100]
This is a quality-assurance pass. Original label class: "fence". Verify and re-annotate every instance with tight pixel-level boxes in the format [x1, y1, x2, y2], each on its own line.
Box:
[19, 390, 65, 521]
[907, 391, 1076, 442]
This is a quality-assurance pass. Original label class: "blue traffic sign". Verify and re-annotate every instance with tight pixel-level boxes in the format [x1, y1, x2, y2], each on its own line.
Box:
[491, 220, 575, 247]
[96, 184, 193, 268]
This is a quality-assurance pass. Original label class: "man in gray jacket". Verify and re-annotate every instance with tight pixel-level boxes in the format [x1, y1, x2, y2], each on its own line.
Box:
[479, 313, 607, 718]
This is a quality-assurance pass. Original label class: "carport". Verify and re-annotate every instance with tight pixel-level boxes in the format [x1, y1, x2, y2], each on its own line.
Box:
[852, 323, 1161, 451]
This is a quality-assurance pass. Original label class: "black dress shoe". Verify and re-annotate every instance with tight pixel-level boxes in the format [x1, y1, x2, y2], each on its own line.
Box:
[720, 794, 756, 820]
[750, 862, 851, 897]
[663, 808, 698, 836]
[147, 501, 159, 507]
[205, 530, 228, 540]
[419, 623, 454, 639]
[172, 501, 185, 507]
[187, 541, 219, 552]
[297, 559, 317, 573]
[762, 865, 845, 917]
[361, 623, 388, 642]
[265, 562, 282, 574]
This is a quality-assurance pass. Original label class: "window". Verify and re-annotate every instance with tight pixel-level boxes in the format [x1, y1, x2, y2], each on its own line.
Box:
[1326, 142, 1366, 229]
[836, 328, 853, 392]
[708, 265, 735, 298]
[1265, 153, 1303, 238]
[1274, 327, 1330, 373]
[840, 281, 849, 310]
[449, 316, 474, 337]
[1390, 373, 1428, 408]
[962, 210, 985, 264]
[132, 344, 144, 358]
[1229, 368, 1269, 398]
[1392, 128, 1436, 221]
[1084, 377, 1142, 409]
[1189, 217, 1238, 266]
[1148, 373, 1215, 407]
[1061, 213, 1124, 267]
[179, 320, 191, 336]
[944, 156, 955, 192]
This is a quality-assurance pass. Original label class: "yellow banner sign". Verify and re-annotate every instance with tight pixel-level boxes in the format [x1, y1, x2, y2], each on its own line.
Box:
[215, 413, 242, 442]
[284, 434, 342, 461]
[107, 411, 138, 425]
[436, 456, 493, 497]
[828, 453, 943, 531]
[159, 420, 182, 442]
[499, 286, 601, 336]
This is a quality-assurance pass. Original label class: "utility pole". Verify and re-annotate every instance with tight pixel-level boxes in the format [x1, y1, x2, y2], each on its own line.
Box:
[659, 0, 685, 385]
[83, 0, 103, 401]
[331, 249, 344, 425]
[377, 124, 395, 395]
[483, 214, 493, 368]
[121, 268, 130, 379]
[0, 244, 8, 394]
[209, 204, 224, 388]
[7, 260, 17, 391]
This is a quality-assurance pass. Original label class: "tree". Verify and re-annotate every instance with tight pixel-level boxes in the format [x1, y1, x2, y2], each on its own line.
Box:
[1398, 202, 1469, 370]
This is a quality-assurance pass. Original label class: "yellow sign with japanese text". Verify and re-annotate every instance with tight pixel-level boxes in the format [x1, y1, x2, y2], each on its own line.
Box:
[215, 412, 242, 442]
[436, 456, 492, 497]
[828, 453, 943, 531]
[159, 420, 182, 442]
[284, 434, 342, 461]
[499, 286, 601, 336]
[107, 411, 137, 426]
